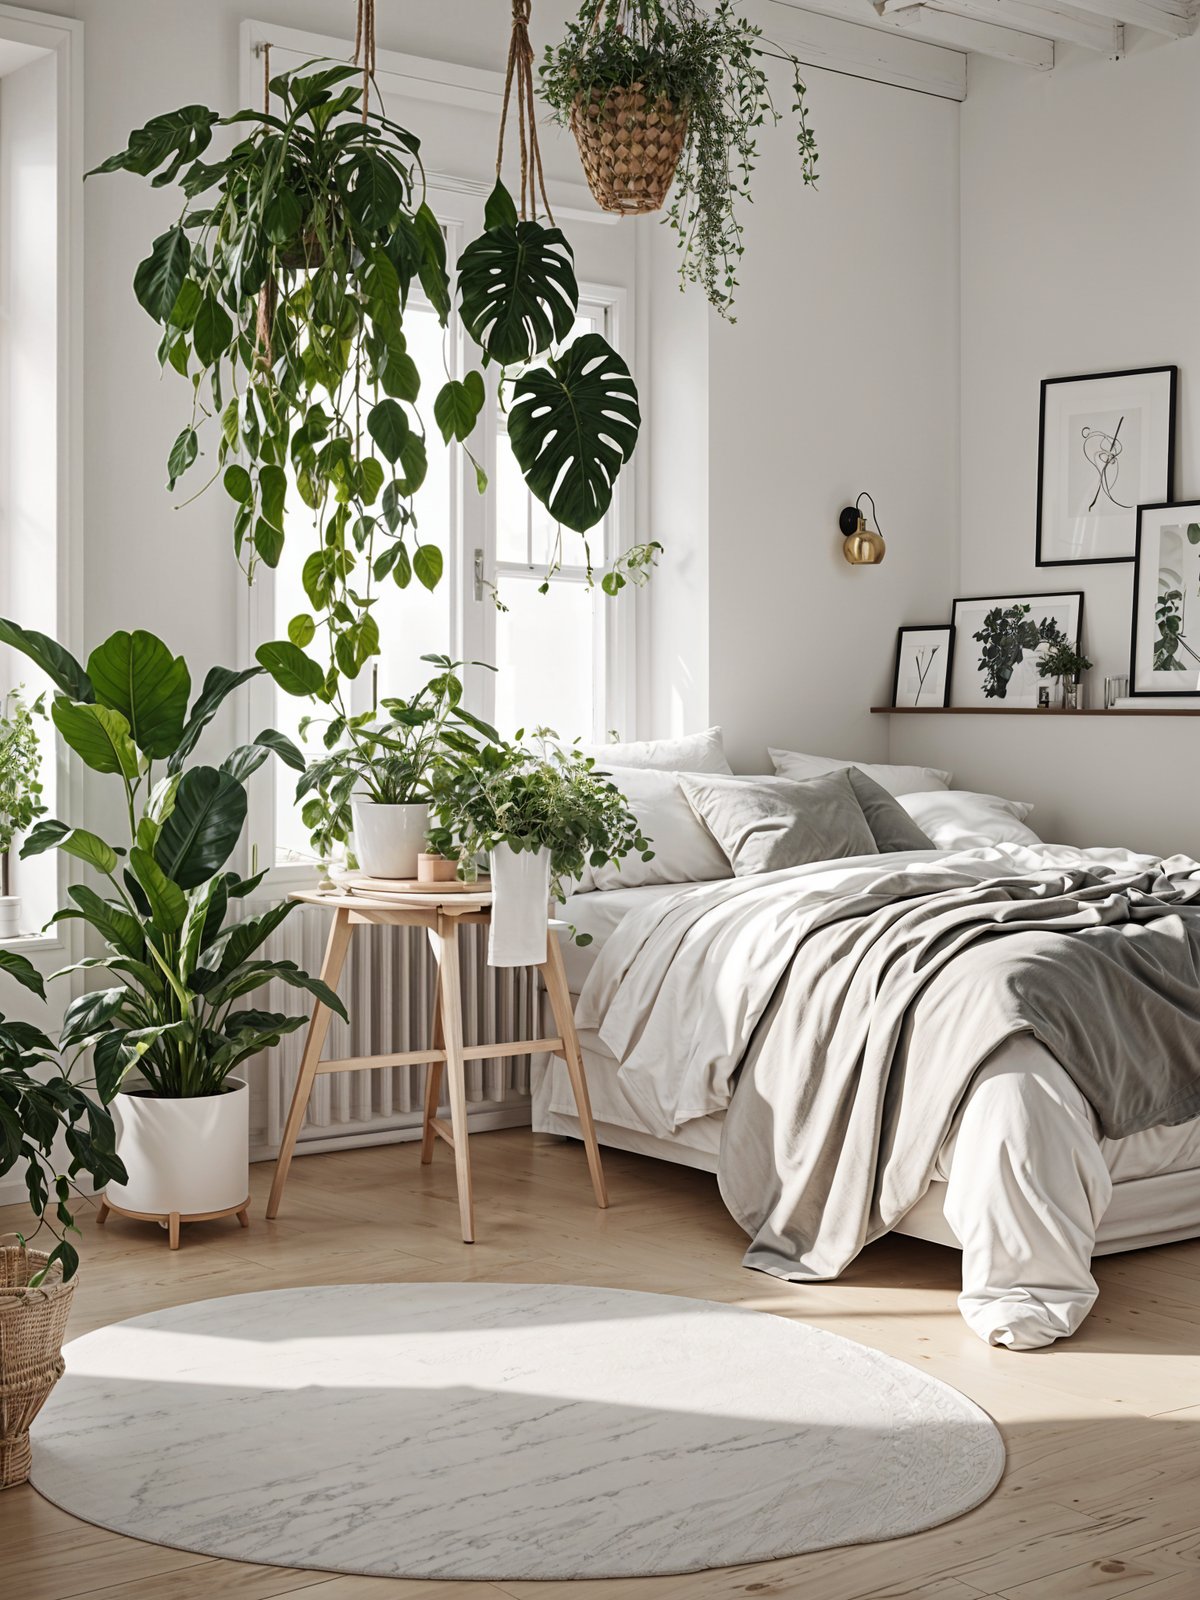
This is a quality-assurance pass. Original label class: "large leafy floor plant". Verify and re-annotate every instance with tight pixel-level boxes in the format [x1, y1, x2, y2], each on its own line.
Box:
[541, 0, 819, 319]
[0, 620, 347, 1101]
[90, 62, 642, 720]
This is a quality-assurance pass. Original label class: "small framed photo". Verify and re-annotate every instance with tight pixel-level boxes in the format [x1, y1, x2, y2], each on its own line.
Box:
[1036, 366, 1176, 566]
[892, 625, 954, 708]
[951, 591, 1084, 707]
[1130, 501, 1200, 695]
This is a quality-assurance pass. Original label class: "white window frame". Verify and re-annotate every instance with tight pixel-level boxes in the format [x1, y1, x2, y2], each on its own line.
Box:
[237, 23, 645, 887]
[0, 4, 84, 984]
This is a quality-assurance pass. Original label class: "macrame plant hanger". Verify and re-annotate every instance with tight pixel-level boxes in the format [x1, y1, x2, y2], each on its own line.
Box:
[497, 0, 554, 225]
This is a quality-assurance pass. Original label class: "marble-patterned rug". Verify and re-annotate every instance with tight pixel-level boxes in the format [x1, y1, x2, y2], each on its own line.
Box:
[30, 1282, 1004, 1580]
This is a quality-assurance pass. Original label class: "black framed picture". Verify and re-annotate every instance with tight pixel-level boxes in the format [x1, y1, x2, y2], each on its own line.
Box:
[1130, 500, 1200, 696]
[892, 625, 954, 708]
[951, 591, 1084, 707]
[1036, 366, 1176, 566]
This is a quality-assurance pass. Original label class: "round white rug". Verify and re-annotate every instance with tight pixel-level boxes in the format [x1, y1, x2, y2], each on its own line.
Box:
[31, 1282, 1003, 1580]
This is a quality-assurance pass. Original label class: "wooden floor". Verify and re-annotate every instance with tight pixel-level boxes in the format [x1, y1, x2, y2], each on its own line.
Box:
[3, 1129, 1200, 1600]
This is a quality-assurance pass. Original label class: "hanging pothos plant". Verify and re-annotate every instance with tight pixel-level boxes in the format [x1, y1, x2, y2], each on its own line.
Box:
[89, 58, 643, 715]
[541, 0, 819, 319]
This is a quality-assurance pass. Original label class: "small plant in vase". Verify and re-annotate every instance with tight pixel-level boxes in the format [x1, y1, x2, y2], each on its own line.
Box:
[0, 689, 47, 938]
[431, 734, 652, 966]
[1037, 640, 1093, 710]
[294, 657, 498, 880]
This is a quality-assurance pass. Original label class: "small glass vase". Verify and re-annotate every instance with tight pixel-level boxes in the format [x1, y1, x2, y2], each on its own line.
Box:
[1062, 679, 1081, 711]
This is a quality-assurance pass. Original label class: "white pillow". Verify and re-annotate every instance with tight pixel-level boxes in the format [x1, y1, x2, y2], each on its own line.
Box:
[582, 726, 731, 775]
[770, 746, 951, 796]
[588, 767, 733, 890]
[897, 790, 1041, 851]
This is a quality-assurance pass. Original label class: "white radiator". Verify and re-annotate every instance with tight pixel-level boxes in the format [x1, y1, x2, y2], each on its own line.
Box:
[245, 901, 537, 1160]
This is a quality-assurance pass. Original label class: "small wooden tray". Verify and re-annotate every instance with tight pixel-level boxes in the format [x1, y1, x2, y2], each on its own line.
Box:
[330, 869, 491, 896]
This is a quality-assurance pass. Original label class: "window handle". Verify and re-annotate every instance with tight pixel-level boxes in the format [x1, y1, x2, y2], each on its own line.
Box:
[473, 547, 485, 603]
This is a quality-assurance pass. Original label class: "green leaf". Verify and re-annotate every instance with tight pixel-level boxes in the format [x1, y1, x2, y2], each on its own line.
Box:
[0, 618, 94, 701]
[52, 699, 141, 779]
[256, 640, 325, 698]
[171, 665, 261, 772]
[392, 544, 412, 589]
[167, 426, 198, 488]
[168, 278, 202, 331]
[155, 766, 247, 888]
[483, 179, 519, 232]
[62, 884, 144, 960]
[133, 225, 191, 323]
[1188, 523, 1200, 545]
[0, 948, 46, 1000]
[192, 293, 234, 366]
[367, 399, 409, 464]
[223, 463, 252, 503]
[88, 105, 218, 184]
[414, 202, 451, 324]
[221, 728, 305, 784]
[60, 988, 131, 1049]
[395, 434, 427, 496]
[56, 828, 120, 876]
[259, 464, 287, 531]
[288, 613, 316, 648]
[254, 517, 284, 568]
[87, 630, 191, 760]
[413, 544, 443, 592]
[250, 727, 306, 771]
[356, 458, 385, 505]
[20, 819, 70, 859]
[508, 333, 641, 534]
[433, 372, 485, 444]
[264, 185, 304, 246]
[378, 334, 420, 402]
[128, 846, 187, 933]
[457, 219, 578, 366]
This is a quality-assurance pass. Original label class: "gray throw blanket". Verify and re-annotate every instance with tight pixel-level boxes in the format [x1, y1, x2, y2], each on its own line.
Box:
[717, 859, 1200, 1281]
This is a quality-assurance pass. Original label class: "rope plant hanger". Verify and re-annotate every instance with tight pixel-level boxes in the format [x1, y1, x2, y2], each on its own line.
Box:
[497, 0, 554, 224]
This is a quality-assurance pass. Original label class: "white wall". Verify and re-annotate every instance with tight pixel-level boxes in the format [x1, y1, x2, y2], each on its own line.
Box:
[889, 32, 1200, 857]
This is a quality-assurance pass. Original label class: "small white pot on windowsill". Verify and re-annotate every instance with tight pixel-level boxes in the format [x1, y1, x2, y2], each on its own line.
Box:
[488, 844, 551, 967]
[351, 799, 429, 880]
[0, 897, 21, 941]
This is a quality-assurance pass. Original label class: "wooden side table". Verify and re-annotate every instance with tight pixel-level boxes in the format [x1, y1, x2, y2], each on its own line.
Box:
[265, 890, 607, 1241]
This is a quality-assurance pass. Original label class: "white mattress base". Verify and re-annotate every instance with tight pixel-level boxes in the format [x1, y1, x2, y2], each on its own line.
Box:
[536, 1050, 1200, 1258]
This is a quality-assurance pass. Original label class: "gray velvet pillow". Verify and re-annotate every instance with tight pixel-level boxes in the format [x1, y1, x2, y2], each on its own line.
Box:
[845, 767, 935, 853]
[677, 769, 878, 876]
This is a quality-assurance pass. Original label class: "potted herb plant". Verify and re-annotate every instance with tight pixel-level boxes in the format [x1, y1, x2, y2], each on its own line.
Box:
[1037, 639, 1094, 711]
[431, 734, 652, 965]
[0, 946, 125, 1486]
[541, 0, 819, 318]
[90, 62, 643, 717]
[294, 656, 498, 878]
[0, 619, 347, 1238]
[0, 689, 47, 939]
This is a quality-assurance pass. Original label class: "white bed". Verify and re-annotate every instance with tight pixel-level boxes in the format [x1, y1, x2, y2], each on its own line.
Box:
[536, 873, 1200, 1349]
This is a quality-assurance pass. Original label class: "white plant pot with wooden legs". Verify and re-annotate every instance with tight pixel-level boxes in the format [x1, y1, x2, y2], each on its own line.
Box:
[488, 844, 551, 967]
[352, 800, 428, 879]
[100, 1078, 250, 1249]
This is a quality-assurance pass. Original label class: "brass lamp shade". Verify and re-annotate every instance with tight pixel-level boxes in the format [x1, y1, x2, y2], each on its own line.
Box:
[838, 501, 886, 565]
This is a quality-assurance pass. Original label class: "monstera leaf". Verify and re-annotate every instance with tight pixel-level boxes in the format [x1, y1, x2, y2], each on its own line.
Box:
[87, 630, 191, 760]
[457, 213, 578, 367]
[507, 334, 641, 534]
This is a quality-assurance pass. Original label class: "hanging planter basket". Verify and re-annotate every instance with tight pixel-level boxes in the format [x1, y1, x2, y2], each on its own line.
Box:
[569, 82, 687, 216]
[0, 1245, 75, 1489]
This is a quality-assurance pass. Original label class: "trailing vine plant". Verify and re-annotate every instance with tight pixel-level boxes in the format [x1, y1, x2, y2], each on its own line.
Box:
[540, 0, 819, 319]
[89, 38, 643, 721]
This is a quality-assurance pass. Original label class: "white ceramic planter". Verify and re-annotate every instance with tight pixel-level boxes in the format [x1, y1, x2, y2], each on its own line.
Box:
[488, 844, 551, 967]
[106, 1078, 249, 1217]
[0, 897, 20, 940]
[352, 800, 429, 880]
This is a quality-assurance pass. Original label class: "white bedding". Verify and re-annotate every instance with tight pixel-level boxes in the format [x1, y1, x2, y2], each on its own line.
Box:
[548, 843, 1200, 1348]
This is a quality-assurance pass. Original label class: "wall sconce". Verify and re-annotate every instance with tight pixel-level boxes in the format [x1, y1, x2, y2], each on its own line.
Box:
[838, 492, 886, 566]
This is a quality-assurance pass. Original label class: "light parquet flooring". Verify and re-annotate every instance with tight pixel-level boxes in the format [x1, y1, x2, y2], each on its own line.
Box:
[3, 1129, 1200, 1600]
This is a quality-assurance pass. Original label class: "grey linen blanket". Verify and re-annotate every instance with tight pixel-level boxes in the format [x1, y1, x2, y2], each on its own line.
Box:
[720, 858, 1200, 1280]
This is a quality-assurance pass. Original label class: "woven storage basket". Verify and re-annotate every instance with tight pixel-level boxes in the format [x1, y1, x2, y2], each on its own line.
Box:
[570, 83, 688, 216]
[0, 1245, 74, 1489]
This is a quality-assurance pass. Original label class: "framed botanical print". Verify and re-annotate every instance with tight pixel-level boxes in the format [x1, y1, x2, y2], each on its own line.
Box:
[1130, 501, 1200, 695]
[951, 591, 1084, 707]
[892, 625, 954, 708]
[1036, 366, 1176, 566]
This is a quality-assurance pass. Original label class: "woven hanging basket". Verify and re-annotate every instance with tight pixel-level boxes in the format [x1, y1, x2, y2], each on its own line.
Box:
[0, 1245, 74, 1489]
[569, 83, 688, 216]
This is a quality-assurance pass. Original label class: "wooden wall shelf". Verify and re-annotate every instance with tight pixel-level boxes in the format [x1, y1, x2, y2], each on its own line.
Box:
[871, 706, 1200, 717]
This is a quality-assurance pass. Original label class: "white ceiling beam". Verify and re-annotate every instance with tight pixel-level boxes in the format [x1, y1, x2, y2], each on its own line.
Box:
[1048, 0, 1196, 36]
[885, 3, 1057, 64]
[883, 0, 1123, 48]
[758, 0, 969, 99]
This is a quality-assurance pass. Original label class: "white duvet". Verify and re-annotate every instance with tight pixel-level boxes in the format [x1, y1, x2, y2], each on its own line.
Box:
[574, 841, 1200, 1349]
